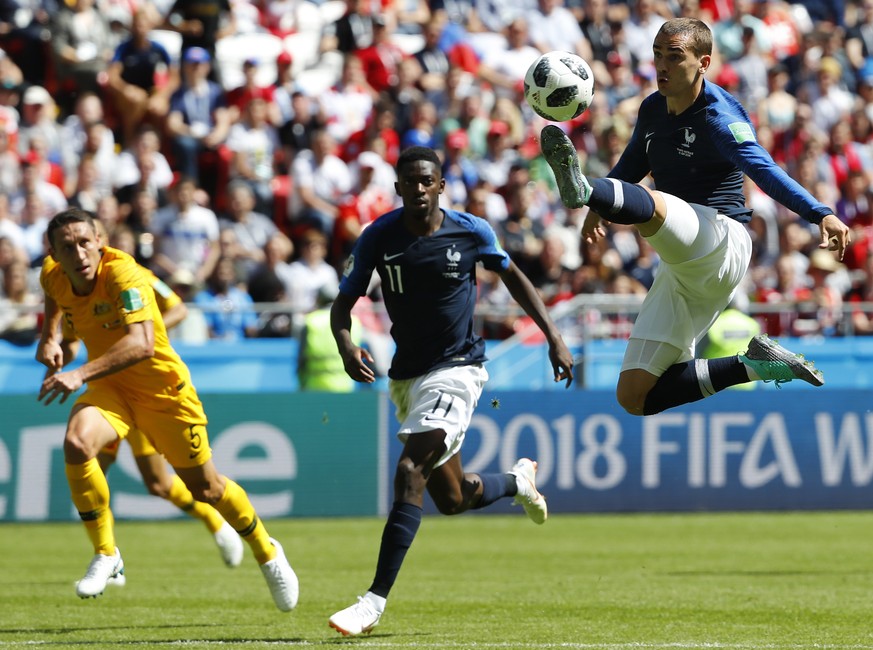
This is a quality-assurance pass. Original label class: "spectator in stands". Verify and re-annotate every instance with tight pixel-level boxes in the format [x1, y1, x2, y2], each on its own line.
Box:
[249, 234, 296, 310]
[441, 129, 477, 211]
[18, 191, 49, 263]
[194, 256, 259, 340]
[810, 56, 855, 132]
[0, 193, 24, 252]
[163, 0, 237, 80]
[356, 13, 407, 96]
[478, 18, 541, 100]
[10, 155, 67, 222]
[219, 180, 282, 280]
[527, 0, 593, 60]
[285, 228, 340, 333]
[475, 120, 521, 190]
[50, 0, 114, 98]
[226, 96, 281, 216]
[151, 175, 221, 285]
[579, 0, 616, 70]
[24, 136, 63, 193]
[279, 91, 322, 159]
[166, 268, 211, 343]
[272, 50, 300, 127]
[319, 54, 377, 144]
[0, 258, 39, 345]
[227, 57, 281, 126]
[106, 7, 179, 146]
[248, 264, 292, 338]
[68, 153, 110, 213]
[288, 128, 352, 240]
[113, 124, 174, 196]
[414, 17, 450, 100]
[60, 92, 116, 186]
[165, 46, 232, 186]
[846, 0, 873, 70]
[17, 85, 62, 164]
[320, 0, 376, 55]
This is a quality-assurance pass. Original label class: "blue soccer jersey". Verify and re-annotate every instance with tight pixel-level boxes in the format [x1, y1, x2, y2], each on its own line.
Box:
[340, 208, 511, 380]
[610, 80, 832, 224]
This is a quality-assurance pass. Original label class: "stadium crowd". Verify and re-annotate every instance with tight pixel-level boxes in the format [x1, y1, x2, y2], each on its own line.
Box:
[0, 0, 871, 347]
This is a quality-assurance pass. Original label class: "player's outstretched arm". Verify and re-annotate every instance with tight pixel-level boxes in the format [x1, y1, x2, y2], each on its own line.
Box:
[818, 214, 851, 261]
[330, 291, 375, 384]
[498, 260, 574, 388]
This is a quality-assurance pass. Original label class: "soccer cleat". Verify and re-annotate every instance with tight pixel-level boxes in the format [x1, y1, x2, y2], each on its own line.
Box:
[509, 458, 548, 525]
[75, 547, 124, 598]
[329, 595, 383, 636]
[540, 124, 592, 209]
[214, 521, 244, 568]
[259, 537, 299, 612]
[739, 334, 824, 387]
[107, 573, 126, 587]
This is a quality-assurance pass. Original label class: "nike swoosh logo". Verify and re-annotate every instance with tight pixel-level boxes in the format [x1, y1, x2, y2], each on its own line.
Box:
[645, 131, 655, 139]
[384, 252, 404, 261]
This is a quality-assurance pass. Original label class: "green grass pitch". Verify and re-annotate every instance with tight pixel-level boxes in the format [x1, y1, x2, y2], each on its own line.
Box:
[2, 512, 873, 648]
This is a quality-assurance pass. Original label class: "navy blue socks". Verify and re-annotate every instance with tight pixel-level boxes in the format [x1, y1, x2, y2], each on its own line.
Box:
[472, 473, 517, 509]
[369, 501, 422, 598]
[588, 178, 656, 224]
[643, 357, 751, 415]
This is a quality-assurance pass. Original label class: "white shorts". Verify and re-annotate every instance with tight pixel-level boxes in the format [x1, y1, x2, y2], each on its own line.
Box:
[388, 364, 488, 469]
[622, 196, 752, 374]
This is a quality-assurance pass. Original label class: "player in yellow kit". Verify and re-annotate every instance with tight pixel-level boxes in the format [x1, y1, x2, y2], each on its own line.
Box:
[48, 231, 245, 570]
[37, 208, 298, 608]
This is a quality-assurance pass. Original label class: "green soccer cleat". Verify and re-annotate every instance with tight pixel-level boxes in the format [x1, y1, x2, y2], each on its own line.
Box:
[739, 334, 824, 387]
[540, 124, 592, 209]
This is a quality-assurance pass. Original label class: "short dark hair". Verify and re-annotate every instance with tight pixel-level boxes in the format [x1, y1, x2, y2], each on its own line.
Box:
[657, 18, 712, 57]
[396, 146, 440, 174]
[47, 208, 97, 247]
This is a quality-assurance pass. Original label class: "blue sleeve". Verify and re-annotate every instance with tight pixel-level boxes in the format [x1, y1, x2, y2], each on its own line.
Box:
[339, 227, 378, 297]
[709, 112, 833, 224]
[467, 213, 511, 272]
[608, 111, 651, 183]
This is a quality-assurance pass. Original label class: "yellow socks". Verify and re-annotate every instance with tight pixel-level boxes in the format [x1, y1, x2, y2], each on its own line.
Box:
[65, 458, 115, 555]
[166, 473, 225, 534]
[214, 478, 276, 564]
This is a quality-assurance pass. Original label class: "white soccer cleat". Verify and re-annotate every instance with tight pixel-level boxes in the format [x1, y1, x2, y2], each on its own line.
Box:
[75, 547, 124, 598]
[329, 594, 383, 636]
[107, 573, 126, 587]
[214, 521, 244, 568]
[509, 458, 548, 525]
[259, 537, 299, 611]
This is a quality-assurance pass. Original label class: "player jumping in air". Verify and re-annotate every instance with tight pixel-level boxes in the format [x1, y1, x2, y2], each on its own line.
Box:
[541, 17, 851, 416]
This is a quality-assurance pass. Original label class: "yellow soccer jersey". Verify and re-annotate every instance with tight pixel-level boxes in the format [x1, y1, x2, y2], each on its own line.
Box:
[41, 247, 192, 401]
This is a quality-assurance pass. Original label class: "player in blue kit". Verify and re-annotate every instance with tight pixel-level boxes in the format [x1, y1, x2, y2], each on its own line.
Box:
[327, 146, 575, 636]
[541, 17, 851, 417]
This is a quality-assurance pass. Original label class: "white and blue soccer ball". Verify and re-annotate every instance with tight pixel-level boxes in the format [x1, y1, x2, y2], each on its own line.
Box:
[523, 51, 595, 122]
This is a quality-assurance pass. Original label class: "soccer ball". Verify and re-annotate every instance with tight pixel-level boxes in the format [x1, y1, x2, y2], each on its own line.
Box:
[523, 51, 595, 122]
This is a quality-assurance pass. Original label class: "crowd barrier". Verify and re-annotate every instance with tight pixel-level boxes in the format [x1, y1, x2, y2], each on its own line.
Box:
[3, 336, 873, 394]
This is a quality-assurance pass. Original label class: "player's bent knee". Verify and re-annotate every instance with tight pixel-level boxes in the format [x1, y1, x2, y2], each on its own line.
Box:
[394, 457, 428, 495]
[615, 385, 646, 417]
